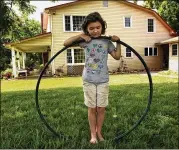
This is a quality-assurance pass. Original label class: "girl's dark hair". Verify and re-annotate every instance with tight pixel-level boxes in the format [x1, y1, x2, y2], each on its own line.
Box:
[82, 12, 107, 35]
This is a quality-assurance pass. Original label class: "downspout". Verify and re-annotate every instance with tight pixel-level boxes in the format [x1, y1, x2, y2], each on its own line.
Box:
[50, 13, 55, 75]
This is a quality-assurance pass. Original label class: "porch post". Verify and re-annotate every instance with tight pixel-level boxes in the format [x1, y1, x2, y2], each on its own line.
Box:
[22, 52, 26, 69]
[17, 51, 20, 69]
[11, 47, 17, 78]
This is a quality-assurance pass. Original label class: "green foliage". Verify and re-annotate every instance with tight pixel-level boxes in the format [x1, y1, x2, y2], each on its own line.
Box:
[25, 53, 42, 71]
[1, 68, 13, 79]
[158, 70, 178, 76]
[0, 0, 42, 72]
[144, 0, 179, 31]
[158, 1, 179, 32]
[0, 38, 11, 71]
[0, 16, 41, 71]
[0, 0, 36, 36]
[3, 14, 41, 42]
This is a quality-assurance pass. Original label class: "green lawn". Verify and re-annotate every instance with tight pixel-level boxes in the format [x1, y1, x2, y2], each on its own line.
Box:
[1, 74, 178, 149]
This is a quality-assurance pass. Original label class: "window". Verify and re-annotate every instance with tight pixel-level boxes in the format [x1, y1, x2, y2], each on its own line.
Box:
[103, 0, 108, 7]
[125, 48, 132, 57]
[144, 48, 148, 56]
[64, 15, 86, 32]
[149, 47, 153, 55]
[67, 49, 85, 64]
[172, 44, 178, 56]
[67, 49, 72, 63]
[65, 16, 71, 31]
[154, 47, 158, 55]
[144, 47, 158, 56]
[74, 49, 85, 63]
[124, 17, 131, 27]
[148, 18, 154, 32]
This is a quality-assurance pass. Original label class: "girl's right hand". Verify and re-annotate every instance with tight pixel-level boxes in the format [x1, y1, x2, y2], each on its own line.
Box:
[80, 33, 91, 42]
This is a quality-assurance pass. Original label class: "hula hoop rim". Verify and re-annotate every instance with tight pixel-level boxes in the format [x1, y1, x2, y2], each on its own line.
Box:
[35, 36, 153, 141]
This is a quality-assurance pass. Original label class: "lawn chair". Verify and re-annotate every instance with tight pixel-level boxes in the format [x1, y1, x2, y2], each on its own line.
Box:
[17, 68, 27, 77]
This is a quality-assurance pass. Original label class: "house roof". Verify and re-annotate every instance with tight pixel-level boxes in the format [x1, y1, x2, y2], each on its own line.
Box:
[4, 32, 52, 52]
[44, 0, 176, 36]
[159, 36, 179, 44]
[5, 32, 51, 46]
[44, 0, 80, 11]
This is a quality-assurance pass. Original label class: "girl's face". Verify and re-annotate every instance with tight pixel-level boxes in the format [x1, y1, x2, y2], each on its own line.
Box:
[87, 21, 102, 37]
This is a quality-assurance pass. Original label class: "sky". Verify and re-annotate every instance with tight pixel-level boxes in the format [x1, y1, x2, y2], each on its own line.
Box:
[29, 1, 144, 22]
[29, 1, 73, 21]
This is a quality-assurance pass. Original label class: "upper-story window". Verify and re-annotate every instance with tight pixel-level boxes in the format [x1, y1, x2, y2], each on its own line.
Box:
[64, 15, 86, 32]
[103, 0, 108, 7]
[124, 16, 132, 28]
[172, 44, 178, 56]
[148, 18, 155, 32]
[144, 47, 158, 56]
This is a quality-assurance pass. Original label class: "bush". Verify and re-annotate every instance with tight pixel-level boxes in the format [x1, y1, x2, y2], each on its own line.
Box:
[39, 64, 44, 72]
[25, 53, 42, 71]
[2, 68, 13, 79]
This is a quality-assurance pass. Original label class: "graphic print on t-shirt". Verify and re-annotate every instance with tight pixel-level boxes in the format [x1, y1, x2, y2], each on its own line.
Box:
[79, 39, 115, 83]
[86, 42, 108, 75]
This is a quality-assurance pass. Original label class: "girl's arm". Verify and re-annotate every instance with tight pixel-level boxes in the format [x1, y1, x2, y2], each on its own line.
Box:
[110, 35, 121, 60]
[64, 33, 91, 46]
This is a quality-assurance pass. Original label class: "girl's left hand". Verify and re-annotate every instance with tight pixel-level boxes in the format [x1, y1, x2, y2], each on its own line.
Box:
[110, 35, 120, 42]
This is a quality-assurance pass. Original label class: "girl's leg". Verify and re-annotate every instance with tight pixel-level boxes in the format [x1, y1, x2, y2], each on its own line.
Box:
[88, 107, 98, 143]
[96, 107, 105, 140]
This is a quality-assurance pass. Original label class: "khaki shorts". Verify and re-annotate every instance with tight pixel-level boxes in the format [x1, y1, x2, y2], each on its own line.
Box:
[83, 81, 109, 108]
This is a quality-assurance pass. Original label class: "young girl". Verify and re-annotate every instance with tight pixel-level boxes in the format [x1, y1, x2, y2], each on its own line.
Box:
[64, 12, 121, 144]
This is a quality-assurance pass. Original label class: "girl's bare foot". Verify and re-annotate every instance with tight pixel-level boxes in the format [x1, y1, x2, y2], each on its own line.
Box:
[90, 138, 98, 144]
[97, 132, 105, 141]
[90, 133, 98, 144]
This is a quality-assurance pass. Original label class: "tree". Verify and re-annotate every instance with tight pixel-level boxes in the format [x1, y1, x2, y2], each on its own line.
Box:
[144, 0, 179, 31]
[0, 0, 42, 71]
[0, 16, 42, 71]
[0, 0, 36, 36]
[0, 38, 11, 71]
[7, 14, 41, 42]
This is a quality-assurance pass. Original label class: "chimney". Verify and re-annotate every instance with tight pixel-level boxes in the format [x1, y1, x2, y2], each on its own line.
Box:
[43, 13, 48, 33]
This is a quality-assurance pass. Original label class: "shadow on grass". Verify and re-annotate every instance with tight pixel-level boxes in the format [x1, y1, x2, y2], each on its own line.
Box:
[1, 82, 178, 149]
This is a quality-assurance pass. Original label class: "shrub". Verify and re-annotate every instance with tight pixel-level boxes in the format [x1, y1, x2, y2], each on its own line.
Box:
[2, 68, 13, 79]
[39, 64, 44, 72]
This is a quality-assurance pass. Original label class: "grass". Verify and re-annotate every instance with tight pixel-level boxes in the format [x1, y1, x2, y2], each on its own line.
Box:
[1, 74, 178, 148]
[158, 70, 178, 76]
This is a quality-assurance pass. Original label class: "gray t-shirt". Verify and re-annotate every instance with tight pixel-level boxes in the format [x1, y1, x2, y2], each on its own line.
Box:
[79, 39, 115, 84]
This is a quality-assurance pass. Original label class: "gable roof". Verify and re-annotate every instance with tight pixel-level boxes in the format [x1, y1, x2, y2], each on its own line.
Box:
[4, 32, 51, 46]
[44, 0, 176, 36]
[159, 36, 179, 44]
[4, 32, 52, 52]
[44, 0, 81, 11]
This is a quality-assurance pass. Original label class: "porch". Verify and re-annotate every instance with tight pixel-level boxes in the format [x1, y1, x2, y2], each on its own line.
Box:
[4, 32, 52, 78]
[155, 36, 179, 72]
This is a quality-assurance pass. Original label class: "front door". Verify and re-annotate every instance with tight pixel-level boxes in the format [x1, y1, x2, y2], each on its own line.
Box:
[42, 52, 49, 65]
[162, 44, 169, 70]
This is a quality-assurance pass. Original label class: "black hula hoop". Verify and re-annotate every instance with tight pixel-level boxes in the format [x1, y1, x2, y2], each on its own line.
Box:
[35, 36, 153, 141]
